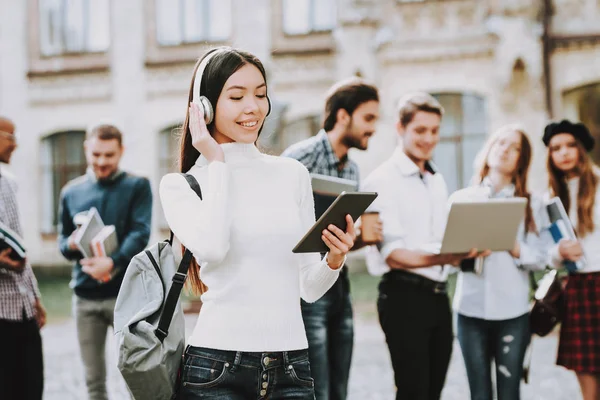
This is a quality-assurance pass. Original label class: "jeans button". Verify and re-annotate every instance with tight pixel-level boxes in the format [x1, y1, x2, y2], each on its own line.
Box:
[262, 373, 267, 380]
[263, 357, 270, 366]
[262, 382, 268, 388]
[260, 389, 267, 396]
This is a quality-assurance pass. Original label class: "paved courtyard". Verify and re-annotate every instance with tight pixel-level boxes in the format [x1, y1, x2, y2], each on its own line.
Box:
[41, 314, 581, 400]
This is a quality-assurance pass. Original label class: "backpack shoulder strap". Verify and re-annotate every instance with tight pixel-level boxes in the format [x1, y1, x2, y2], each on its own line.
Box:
[168, 173, 202, 245]
[156, 173, 202, 342]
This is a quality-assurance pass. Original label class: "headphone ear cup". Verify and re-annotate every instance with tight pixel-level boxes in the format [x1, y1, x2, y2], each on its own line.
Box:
[199, 96, 214, 125]
[266, 96, 272, 117]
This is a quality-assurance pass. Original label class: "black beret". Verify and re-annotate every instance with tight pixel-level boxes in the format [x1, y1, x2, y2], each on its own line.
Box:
[543, 119, 594, 151]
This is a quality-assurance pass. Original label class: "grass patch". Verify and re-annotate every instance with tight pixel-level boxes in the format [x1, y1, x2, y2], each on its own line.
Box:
[37, 275, 73, 324]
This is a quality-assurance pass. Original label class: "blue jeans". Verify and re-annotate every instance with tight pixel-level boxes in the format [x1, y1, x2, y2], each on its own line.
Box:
[178, 346, 315, 399]
[301, 270, 353, 400]
[457, 313, 530, 400]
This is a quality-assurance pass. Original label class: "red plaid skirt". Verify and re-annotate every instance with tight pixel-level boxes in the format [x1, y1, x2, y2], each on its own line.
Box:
[557, 271, 600, 373]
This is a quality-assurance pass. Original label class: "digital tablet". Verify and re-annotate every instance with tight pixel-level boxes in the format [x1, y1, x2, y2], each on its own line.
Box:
[440, 198, 527, 254]
[292, 191, 378, 253]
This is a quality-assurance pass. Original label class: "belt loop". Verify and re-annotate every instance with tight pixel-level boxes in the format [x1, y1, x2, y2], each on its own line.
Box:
[282, 351, 291, 370]
[230, 351, 242, 373]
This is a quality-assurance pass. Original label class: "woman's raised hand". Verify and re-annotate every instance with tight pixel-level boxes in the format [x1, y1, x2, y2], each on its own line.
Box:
[324, 214, 356, 270]
[189, 102, 224, 163]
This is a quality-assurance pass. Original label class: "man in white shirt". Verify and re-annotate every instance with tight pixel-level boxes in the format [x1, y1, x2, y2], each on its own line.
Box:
[362, 93, 480, 400]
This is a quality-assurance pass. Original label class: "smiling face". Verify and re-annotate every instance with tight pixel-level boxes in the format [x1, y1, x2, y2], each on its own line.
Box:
[84, 137, 123, 180]
[398, 111, 441, 164]
[341, 100, 379, 151]
[211, 64, 270, 144]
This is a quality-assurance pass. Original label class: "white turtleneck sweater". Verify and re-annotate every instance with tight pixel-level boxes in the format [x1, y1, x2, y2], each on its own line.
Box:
[159, 143, 341, 351]
[547, 176, 600, 273]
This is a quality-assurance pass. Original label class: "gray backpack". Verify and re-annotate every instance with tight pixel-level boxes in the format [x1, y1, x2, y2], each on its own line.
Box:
[114, 174, 201, 400]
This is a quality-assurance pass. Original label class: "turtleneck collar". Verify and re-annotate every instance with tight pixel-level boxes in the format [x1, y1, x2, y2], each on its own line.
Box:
[195, 142, 262, 167]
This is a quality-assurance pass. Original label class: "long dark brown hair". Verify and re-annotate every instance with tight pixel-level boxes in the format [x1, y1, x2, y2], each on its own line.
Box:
[178, 47, 268, 294]
[547, 138, 598, 237]
[473, 125, 537, 233]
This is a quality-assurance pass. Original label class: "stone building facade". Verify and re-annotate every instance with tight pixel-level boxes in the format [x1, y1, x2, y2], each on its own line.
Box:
[0, 0, 598, 267]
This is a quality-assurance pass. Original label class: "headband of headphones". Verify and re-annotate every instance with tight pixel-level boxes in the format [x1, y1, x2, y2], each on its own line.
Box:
[192, 49, 227, 105]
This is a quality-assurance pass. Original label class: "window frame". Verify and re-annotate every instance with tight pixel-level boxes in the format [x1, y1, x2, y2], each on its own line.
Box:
[28, 0, 110, 77]
[40, 130, 87, 235]
[432, 92, 487, 192]
[271, 0, 336, 56]
[145, 0, 232, 67]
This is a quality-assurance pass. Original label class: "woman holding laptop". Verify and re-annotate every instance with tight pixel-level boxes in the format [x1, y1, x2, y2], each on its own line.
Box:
[449, 125, 550, 400]
[543, 120, 600, 400]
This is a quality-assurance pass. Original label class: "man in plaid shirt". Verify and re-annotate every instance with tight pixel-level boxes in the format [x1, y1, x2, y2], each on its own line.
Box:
[282, 78, 381, 400]
[0, 116, 46, 400]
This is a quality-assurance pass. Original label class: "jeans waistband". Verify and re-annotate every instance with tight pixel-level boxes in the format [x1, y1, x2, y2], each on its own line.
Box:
[381, 269, 447, 294]
[185, 346, 309, 370]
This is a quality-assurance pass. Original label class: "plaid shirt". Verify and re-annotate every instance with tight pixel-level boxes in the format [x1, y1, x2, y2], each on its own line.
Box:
[0, 168, 40, 321]
[281, 130, 360, 182]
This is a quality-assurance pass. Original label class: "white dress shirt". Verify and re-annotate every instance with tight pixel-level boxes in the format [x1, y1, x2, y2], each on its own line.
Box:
[547, 176, 600, 273]
[450, 181, 551, 320]
[361, 148, 450, 282]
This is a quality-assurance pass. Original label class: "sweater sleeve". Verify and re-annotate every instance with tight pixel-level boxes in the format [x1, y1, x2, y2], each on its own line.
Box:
[110, 177, 152, 269]
[57, 188, 81, 261]
[160, 162, 231, 264]
[296, 165, 341, 303]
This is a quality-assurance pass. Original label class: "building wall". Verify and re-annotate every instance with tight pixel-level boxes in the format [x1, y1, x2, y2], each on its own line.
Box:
[0, 0, 599, 268]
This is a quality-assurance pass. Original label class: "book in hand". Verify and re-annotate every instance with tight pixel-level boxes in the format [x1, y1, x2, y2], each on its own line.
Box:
[546, 196, 585, 273]
[0, 221, 26, 261]
[73, 208, 118, 259]
[91, 225, 118, 258]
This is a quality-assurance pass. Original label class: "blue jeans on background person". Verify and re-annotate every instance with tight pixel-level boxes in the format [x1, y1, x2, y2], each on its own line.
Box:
[177, 346, 315, 399]
[301, 269, 354, 400]
[457, 313, 530, 400]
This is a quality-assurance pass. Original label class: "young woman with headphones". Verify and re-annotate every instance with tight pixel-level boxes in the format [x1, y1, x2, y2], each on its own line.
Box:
[160, 47, 355, 399]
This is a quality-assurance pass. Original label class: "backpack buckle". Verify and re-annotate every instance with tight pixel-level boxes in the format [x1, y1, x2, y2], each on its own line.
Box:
[172, 272, 187, 285]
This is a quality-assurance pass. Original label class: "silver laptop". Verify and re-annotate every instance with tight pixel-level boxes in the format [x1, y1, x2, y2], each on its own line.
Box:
[440, 198, 527, 254]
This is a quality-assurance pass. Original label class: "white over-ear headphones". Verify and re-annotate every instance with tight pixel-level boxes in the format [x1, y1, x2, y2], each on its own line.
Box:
[192, 49, 225, 125]
[192, 48, 272, 124]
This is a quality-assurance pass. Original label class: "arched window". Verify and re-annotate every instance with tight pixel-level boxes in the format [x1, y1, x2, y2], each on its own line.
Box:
[432, 93, 487, 193]
[40, 130, 86, 233]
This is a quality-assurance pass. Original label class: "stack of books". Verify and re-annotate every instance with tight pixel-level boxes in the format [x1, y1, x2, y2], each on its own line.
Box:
[547, 197, 586, 273]
[73, 208, 118, 258]
[0, 221, 26, 261]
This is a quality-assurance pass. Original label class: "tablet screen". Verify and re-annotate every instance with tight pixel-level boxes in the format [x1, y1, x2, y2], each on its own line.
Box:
[292, 191, 378, 253]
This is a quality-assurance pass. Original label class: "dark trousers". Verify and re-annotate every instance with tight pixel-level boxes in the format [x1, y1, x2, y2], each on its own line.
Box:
[301, 269, 353, 400]
[457, 313, 530, 400]
[0, 317, 44, 400]
[377, 271, 453, 400]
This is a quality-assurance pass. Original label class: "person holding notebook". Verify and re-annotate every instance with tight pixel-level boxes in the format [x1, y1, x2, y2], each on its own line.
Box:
[160, 47, 355, 399]
[543, 119, 600, 400]
[0, 116, 46, 400]
[450, 125, 551, 400]
[281, 78, 381, 400]
[57, 124, 152, 400]
[362, 92, 484, 400]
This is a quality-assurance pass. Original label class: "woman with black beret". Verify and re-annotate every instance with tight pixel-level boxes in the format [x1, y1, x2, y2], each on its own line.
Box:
[543, 119, 600, 400]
